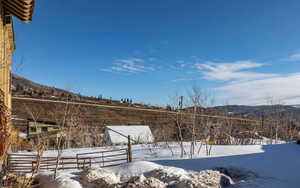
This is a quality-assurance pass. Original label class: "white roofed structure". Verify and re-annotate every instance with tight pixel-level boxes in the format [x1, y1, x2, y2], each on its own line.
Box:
[104, 125, 154, 145]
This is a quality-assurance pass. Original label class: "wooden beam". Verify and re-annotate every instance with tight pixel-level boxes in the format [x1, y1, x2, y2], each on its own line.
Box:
[3, 0, 34, 23]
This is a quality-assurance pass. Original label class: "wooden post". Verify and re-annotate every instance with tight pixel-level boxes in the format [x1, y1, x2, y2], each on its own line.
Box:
[102, 152, 104, 167]
[127, 135, 132, 163]
[76, 154, 79, 169]
[6, 154, 10, 173]
[32, 161, 35, 173]
[261, 114, 264, 129]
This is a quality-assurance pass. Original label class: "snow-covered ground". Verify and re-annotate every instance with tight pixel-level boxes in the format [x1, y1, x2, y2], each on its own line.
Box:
[152, 143, 300, 188]
[15, 141, 300, 187]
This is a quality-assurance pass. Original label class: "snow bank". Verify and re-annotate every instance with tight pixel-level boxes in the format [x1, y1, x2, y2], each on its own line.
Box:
[33, 162, 234, 188]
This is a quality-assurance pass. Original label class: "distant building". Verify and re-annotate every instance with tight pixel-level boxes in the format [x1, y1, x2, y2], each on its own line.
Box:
[27, 121, 64, 146]
[27, 121, 60, 137]
[104, 125, 154, 145]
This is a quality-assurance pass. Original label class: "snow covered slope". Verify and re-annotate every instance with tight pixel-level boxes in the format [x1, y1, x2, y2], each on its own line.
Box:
[153, 143, 300, 188]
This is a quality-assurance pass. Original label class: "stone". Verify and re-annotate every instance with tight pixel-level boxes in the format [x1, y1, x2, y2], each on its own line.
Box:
[121, 175, 165, 188]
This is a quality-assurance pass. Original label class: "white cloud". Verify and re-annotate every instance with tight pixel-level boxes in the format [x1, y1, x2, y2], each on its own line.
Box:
[215, 73, 300, 105]
[194, 60, 300, 104]
[115, 58, 144, 64]
[102, 57, 154, 73]
[196, 61, 277, 81]
[286, 52, 300, 62]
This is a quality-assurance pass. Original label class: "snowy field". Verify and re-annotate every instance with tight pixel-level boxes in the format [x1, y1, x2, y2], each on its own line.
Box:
[15, 141, 300, 187]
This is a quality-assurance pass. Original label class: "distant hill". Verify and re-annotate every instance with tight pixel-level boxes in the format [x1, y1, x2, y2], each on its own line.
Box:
[212, 105, 300, 122]
[291, 104, 300, 108]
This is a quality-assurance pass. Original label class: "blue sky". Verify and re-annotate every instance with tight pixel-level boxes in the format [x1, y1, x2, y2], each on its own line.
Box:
[13, 0, 300, 106]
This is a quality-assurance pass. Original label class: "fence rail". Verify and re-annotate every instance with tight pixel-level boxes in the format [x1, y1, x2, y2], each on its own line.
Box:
[7, 146, 132, 174]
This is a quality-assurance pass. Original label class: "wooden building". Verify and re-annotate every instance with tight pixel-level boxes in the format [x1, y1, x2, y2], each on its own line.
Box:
[0, 0, 34, 109]
[27, 120, 65, 148]
[0, 0, 34, 158]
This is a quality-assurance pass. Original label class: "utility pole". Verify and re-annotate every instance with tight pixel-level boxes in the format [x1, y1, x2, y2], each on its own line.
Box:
[261, 113, 264, 129]
[179, 96, 183, 110]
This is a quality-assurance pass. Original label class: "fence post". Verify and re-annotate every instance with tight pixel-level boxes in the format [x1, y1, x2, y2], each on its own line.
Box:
[32, 161, 35, 173]
[102, 152, 104, 167]
[127, 135, 132, 163]
[76, 154, 79, 169]
[6, 154, 10, 173]
[89, 157, 91, 168]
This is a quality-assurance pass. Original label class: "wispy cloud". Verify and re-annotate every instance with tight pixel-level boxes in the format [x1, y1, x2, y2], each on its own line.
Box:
[115, 58, 144, 64]
[101, 57, 154, 73]
[171, 78, 195, 82]
[215, 73, 300, 105]
[286, 52, 300, 62]
[176, 60, 187, 68]
[193, 60, 300, 104]
[195, 61, 277, 81]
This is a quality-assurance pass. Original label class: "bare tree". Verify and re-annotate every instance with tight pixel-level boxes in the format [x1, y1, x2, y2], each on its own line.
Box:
[186, 86, 215, 158]
[168, 93, 187, 157]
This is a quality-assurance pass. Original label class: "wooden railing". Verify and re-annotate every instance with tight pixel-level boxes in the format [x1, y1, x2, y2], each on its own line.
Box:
[76, 148, 129, 168]
[7, 147, 131, 174]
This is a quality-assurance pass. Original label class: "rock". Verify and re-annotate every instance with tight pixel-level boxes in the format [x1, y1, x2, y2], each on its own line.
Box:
[34, 176, 82, 188]
[144, 166, 191, 183]
[121, 175, 166, 188]
[213, 167, 231, 177]
[213, 167, 235, 186]
[51, 177, 82, 188]
[168, 179, 209, 188]
[220, 174, 234, 187]
[144, 167, 233, 188]
[80, 167, 120, 188]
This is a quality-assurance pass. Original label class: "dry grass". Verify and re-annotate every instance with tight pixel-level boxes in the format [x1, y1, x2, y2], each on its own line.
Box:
[2, 175, 32, 188]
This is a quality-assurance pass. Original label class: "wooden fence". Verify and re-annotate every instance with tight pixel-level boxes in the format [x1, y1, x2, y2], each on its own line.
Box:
[7, 147, 131, 174]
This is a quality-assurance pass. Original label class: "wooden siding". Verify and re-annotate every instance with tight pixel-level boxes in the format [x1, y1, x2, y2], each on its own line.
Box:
[0, 4, 14, 109]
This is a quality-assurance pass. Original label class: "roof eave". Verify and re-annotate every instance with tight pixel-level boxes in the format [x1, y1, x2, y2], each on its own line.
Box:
[3, 0, 35, 24]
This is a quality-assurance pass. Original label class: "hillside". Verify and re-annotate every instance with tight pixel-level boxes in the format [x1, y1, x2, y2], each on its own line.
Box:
[12, 74, 300, 123]
[12, 74, 75, 98]
[10, 75, 300, 149]
[11, 74, 163, 109]
[14, 73, 300, 119]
